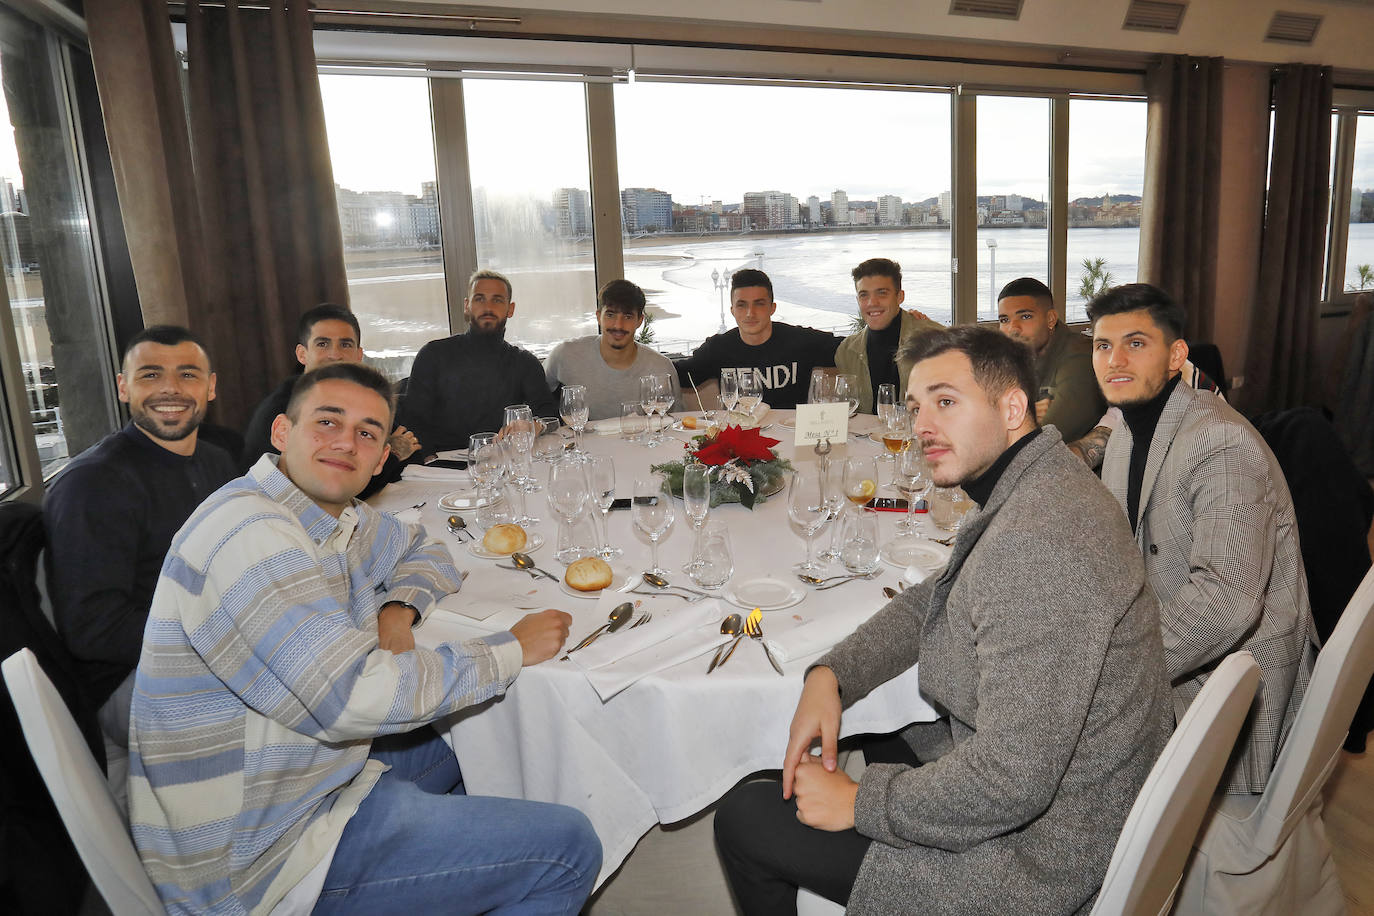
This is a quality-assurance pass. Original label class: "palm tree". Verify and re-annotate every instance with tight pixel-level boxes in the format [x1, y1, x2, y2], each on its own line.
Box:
[1079, 257, 1114, 302]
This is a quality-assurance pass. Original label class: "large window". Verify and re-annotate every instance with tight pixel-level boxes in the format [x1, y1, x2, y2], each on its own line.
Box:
[614, 81, 952, 350]
[1066, 98, 1146, 322]
[1347, 113, 1374, 294]
[1, 7, 117, 484]
[976, 96, 1049, 322]
[319, 74, 446, 379]
[463, 79, 596, 354]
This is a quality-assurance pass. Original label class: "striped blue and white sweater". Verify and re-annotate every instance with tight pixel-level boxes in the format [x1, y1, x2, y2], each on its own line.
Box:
[128, 456, 521, 915]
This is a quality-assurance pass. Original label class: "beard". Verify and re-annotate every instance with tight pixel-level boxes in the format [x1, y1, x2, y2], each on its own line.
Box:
[132, 401, 205, 442]
[469, 315, 507, 337]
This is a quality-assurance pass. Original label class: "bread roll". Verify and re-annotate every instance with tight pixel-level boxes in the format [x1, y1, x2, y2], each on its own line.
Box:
[482, 523, 527, 556]
[681, 415, 699, 429]
[565, 556, 614, 592]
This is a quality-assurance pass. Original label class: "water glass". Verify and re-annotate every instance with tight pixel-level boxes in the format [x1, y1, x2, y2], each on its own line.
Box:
[690, 520, 734, 590]
[560, 385, 589, 452]
[632, 474, 675, 576]
[894, 447, 931, 536]
[620, 401, 647, 441]
[840, 508, 881, 574]
[549, 457, 592, 564]
[586, 454, 622, 559]
[930, 486, 970, 532]
[534, 416, 563, 462]
[788, 466, 828, 574]
[682, 463, 712, 573]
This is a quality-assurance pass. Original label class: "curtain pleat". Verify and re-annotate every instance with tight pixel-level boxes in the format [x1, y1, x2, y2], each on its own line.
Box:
[1241, 65, 1332, 412]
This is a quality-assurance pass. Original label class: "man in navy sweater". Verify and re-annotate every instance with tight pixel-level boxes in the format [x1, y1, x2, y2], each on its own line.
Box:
[44, 325, 236, 747]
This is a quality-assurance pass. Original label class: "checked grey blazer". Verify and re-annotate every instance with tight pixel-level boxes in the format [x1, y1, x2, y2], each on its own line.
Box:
[1103, 381, 1317, 794]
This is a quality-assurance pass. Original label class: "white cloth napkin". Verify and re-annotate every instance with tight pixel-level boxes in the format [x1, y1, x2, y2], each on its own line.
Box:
[415, 608, 498, 645]
[762, 610, 876, 664]
[566, 596, 731, 700]
[435, 579, 547, 621]
[401, 464, 472, 482]
[903, 563, 931, 586]
[587, 417, 623, 436]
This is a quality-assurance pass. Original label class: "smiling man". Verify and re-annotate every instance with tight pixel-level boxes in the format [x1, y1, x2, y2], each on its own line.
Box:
[43, 325, 236, 748]
[674, 268, 841, 410]
[1091, 282, 1316, 795]
[544, 278, 681, 420]
[715, 326, 1170, 915]
[835, 258, 943, 414]
[128, 361, 599, 915]
[398, 268, 556, 456]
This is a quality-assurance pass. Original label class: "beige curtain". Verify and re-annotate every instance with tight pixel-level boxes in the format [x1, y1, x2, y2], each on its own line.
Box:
[1240, 65, 1333, 413]
[1138, 55, 1223, 343]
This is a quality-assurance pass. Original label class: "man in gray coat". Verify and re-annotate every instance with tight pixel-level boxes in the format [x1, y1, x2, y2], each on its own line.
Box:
[1090, 283, 1317, 795]
[715, 326, 1172, 915]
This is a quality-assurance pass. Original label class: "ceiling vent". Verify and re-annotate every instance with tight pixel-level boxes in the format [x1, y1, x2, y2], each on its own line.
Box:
[1122, 0, 1188, 33]
[948, 0, 1024, 20]
[1265, 12, 1323, 43]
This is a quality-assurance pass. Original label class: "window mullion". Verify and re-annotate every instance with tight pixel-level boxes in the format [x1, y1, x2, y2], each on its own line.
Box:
[952, 88, 977, 325]
[1049, 95, 1069, 314]
[585, 81, 623, 289]
[429, 77, 478, 332]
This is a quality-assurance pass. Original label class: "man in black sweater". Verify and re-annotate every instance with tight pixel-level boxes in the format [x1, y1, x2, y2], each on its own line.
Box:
[240, 304, 419, 498]
[399, 269, 557, 458]
[43, 326, 237, 747]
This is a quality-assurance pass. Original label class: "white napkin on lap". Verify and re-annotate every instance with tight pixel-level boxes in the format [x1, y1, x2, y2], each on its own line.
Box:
[567, 596, 731, 700]
[401, 464, 471, 482]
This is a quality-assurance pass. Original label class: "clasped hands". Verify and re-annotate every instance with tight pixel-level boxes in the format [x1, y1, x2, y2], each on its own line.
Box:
[782, 666, 860, 832]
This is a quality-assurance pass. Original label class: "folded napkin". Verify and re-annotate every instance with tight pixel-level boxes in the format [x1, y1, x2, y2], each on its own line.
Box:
[435, 579, 548, 622]
[415, 608, 499, 646]
[762, 608, 880, 665]
[567, 595, 731, 700]
[903, 563, 931, 586]
[588, 417, 624, 436]
[401, 464, 472, 482]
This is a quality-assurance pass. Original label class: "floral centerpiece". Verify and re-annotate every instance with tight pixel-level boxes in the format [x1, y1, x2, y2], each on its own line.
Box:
[651, 424, 792, 509]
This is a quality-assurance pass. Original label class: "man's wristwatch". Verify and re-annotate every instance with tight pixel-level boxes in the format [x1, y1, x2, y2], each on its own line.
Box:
[385, 601, 421, 627]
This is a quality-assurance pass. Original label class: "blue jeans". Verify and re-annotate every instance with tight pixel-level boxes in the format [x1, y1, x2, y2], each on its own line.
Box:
[316, 728, 601, 914]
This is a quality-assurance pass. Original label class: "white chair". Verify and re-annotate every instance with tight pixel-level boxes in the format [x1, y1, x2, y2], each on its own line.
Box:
[3, 648, 163, 916]
[1092, 651, 1260, 916]
[1173, 564, 1374, 915]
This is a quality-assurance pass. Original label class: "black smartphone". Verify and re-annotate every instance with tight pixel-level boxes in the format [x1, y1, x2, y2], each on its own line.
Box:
[609, 497, 633, 510]
[427, 458, 469, 470]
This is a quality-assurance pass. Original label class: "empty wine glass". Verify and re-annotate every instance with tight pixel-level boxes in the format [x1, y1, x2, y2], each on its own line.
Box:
[737, 368, 763, 419]
[548, 456, 592, 564]
[468, 432, 507, 527]
[586, 454, 621, 559]
[501, 436, 538, 525]
[719, 368, 740, 418]
[560, 385, 589, 452]
[691, 520, 734, 590]
[682, 463, 712, 573]
[894, 447, 932, 537]
[876, 383, 897, 425]
[807, 368, 835, 405]
[632, 474, 675, 577]
[503, 404, 537, 490]
[788, 466, 828, 575]
[639, 375, 670, 447]
[839, 507, 881, 574]
[834, 374, 861, 417]
[818, 456, 847, 563]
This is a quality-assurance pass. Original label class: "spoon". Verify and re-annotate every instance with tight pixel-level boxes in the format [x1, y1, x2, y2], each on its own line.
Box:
[512, 552, 559, 582]
[642, 572, 708, 597]
[565, 602, 635, 655]
[447, 515, 473, 540]
[707, 614, 743, 673]
[797, 571, 869, 586]
[882, 586, 899, 600]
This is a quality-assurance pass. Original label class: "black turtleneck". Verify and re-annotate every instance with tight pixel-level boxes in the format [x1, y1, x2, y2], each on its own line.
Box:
[962, 427, 1042, 508]
[865, 316, 903, 404]
[1120, 373, 1181, 531]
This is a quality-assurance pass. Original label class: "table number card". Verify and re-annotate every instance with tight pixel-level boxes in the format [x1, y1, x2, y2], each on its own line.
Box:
[792, 403, 849, 447]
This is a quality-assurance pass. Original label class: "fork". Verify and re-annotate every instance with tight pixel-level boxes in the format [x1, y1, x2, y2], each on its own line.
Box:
[627, 586, 691, 601]
[929, 535, 956, 547]
[629, 613, 653, 629]
[744, 611, 783, 675]
[814, 570, 880, 591]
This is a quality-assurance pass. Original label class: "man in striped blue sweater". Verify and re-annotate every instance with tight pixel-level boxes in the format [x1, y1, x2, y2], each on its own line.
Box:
[128, 362, 600, 915]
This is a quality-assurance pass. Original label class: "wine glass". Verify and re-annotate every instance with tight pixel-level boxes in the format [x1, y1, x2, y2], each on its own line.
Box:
[560, 385, 589, 452]
[586, 454, 621, 559]
[882, 406, 912, 478]
[719, 368, 740, 418]
[632, 474, 675, 577]
[817, 455, 847, 564]
[500, 435, 538, 525]
[843, 455, 880, 516]
[834, 374, 861, 417]
[876, 383, 897, 424]
[682, 463, 712, 573]
[548, 456, 592, 564]
[639, 375, 671, 447]
[503, 404, 537, 490]
[839, 507, 881, 574]
[737, 368, 763, 419]
[807, 368, 834, 405]
[468, 432, 507, 526]
[788, 466, 828, 575]
[651, 375, 676, 425]
[894, 447, 932, 537]
[534, 416, 563, 462]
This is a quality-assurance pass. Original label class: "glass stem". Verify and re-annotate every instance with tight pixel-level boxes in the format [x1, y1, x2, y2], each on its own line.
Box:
[600, 506, 611, 553]
[650, 537, 660, 572]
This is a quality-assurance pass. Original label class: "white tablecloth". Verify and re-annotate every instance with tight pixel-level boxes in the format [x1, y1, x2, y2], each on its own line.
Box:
[368, 411, 943, 887]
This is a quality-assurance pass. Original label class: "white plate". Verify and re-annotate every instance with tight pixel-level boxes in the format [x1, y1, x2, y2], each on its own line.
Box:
[465, 532, 545, 559]
[880, 539, 949, 573]
[723, 576, 806, 612]
[557, 565, 633, 600]
[439, 489, 494, 512]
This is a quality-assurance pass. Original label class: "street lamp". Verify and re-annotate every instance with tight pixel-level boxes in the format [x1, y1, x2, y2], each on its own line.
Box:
[986, 237, 999, 314]
[711, 267, 728, 333]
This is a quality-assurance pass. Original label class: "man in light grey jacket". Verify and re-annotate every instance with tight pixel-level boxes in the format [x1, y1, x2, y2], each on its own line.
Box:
[714, 326, 1172, 916]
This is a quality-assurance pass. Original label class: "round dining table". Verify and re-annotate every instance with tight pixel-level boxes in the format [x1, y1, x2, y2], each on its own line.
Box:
[365, 409, 947, 908]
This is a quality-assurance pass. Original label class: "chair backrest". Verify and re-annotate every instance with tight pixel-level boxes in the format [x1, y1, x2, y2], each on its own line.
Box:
[1246, 563, 1374, 855]
[2, 649, 163, 916]
[1093, 651, 1261, 916]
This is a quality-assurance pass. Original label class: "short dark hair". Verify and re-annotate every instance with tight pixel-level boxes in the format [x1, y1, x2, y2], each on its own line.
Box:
[286, 362, 396, 424]
[1085, 282, 1187, 342]
[598, 279, 646, 315]
[730, 268, 773, 300]
[997, 277, 1054, 309]
[898, 325, 1038, 421]
[297, 303, 361, 347]
[122, 325, 210, 369]
[851, 257, 902, 291]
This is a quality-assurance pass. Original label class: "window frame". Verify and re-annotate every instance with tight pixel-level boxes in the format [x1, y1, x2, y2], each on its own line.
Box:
[1324, 92, 1374, 315]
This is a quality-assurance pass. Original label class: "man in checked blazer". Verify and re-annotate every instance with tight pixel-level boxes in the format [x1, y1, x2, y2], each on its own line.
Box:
[1091, 283, 1317, 795]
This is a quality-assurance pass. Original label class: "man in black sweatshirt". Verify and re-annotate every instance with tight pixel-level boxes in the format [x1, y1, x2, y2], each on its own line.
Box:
[43, 325, 237, 747]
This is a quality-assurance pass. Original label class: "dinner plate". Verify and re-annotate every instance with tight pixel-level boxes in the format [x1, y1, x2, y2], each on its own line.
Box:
[465, 532, 545, 559]
[723, 576, 806, 612]
[881, 539, 949, 574]
[557, 565, 633, 600]
[439, 489, 494, 512]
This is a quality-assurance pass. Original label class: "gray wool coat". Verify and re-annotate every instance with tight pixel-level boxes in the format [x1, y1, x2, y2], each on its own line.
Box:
[1102, 380, 1317, 795]
[818, 428, 1173, 916]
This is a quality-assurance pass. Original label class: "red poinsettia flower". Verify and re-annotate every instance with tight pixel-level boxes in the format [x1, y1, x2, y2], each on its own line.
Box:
[692, 425, 780, 466]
